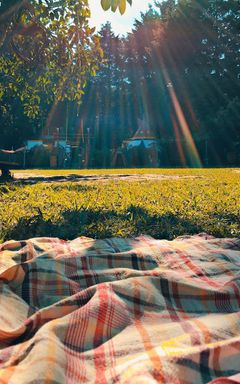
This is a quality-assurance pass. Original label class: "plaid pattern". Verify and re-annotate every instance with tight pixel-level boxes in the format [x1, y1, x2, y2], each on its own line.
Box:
[0, 233, 240, 384]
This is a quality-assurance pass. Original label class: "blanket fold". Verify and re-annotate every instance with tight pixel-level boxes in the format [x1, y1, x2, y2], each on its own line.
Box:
[0, 234, 240, 383]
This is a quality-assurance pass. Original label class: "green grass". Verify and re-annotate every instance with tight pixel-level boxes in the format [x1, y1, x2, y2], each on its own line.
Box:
[0, 168, 239, 242]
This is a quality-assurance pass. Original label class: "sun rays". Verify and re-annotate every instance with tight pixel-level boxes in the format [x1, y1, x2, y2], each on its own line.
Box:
[4, 1, 238, 168]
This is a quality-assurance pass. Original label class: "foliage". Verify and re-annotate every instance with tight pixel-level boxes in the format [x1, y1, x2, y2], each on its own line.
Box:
[0, 168, 239, 242]
[0, 0, 132, 120]
[0, 0, 104, 118]
[0, 0, 131, 57]
[101, 0, 132, 14]
[0, 0, 132, 20]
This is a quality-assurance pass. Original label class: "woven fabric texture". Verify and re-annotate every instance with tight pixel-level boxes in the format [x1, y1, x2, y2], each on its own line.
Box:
[0, 234, 240, 383]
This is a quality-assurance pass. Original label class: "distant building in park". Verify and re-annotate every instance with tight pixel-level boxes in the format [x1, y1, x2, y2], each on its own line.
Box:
[113, 118, 161, 168]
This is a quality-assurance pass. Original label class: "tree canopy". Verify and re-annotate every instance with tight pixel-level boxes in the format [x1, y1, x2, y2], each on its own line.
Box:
[0, 0, 105, 118]
[0, 0, 133, 118]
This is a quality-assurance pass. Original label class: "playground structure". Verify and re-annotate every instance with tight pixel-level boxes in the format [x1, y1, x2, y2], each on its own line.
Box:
[112, 118, 161, 168]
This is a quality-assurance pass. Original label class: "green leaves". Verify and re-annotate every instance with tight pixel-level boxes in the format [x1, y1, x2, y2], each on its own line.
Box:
[111, 0, 119, 12]
[119, 0, 126, 15]
[100, 0, 132, 14]
[0, 0, 132, 122]
[0, 0, 104, 117]
[101, 0, 111, 11]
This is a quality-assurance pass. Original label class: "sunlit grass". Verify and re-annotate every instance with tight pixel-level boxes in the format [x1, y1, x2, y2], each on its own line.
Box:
[1, 168, 239, 242]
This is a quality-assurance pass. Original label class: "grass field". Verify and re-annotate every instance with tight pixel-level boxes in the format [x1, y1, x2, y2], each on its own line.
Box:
[0, 168, 239, 242]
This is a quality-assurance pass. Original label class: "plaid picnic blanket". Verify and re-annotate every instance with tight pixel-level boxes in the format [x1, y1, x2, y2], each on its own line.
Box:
[0, 233, 240, 384]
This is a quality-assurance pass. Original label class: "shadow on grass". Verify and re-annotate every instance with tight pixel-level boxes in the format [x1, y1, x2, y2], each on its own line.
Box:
[3, 173, 134, 186]
[0, 182, 98, 195]
[5, 206, 205, 241]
